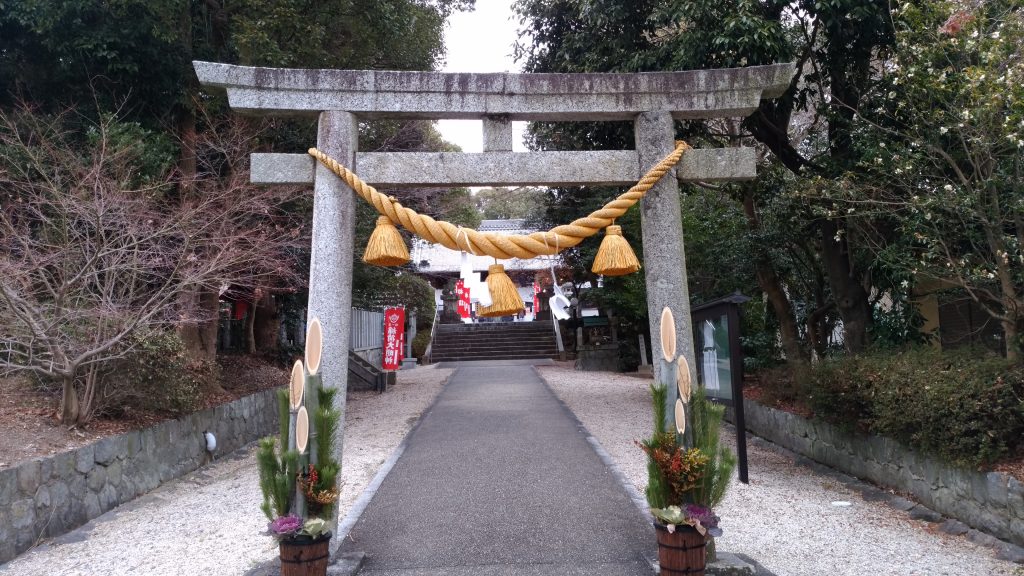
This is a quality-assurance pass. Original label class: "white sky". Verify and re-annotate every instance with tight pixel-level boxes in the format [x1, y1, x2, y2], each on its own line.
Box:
[436, 2, 528, 153]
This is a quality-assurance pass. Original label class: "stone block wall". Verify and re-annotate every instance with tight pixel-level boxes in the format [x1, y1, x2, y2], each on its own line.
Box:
[0, 387, 281, 564]
[738, 399, 1024, 547]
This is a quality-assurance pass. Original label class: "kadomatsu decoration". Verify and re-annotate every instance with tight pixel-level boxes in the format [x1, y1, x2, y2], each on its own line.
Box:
[257, 318, 341, 576]
[637, 307, 737, 575]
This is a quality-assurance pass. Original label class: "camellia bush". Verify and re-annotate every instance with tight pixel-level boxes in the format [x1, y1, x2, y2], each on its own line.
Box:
[844, 0, 1024, 360]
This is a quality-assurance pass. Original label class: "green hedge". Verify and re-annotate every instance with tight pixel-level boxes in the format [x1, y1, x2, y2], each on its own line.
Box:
[807, 347, 1024, 468]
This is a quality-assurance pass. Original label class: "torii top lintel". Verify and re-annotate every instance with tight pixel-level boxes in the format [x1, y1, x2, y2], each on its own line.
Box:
[193, 61, 796, 121]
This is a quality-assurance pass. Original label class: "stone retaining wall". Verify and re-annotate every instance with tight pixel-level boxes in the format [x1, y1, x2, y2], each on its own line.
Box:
[738, 399, 1024, 547]
[0, 388, 281, 564]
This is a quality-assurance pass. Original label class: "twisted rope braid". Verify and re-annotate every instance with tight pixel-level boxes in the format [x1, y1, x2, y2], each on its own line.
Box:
[308, 140, 689, 260]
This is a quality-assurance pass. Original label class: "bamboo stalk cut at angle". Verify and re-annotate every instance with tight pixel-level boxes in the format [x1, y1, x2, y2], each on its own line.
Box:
[305, 319, 323, 466]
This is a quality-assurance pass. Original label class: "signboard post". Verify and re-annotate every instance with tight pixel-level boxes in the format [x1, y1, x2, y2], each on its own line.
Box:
[691, 292, 750, 483]
[382, 306, 406, 371]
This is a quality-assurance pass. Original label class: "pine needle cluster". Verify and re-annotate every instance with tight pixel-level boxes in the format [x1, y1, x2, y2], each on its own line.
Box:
[309, 386, 342, 517]
[689, 387, 736, 508]
[640, 383, 736, 511]
[257, 429, 299, 520]
[641, 383, 670, 508]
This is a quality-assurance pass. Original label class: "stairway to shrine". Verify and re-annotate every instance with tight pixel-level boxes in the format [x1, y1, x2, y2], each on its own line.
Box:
[430, 321, 559, 363]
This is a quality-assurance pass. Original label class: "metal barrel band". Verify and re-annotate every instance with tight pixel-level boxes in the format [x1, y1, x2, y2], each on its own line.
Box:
[280, 553, 329, 564]
[658, 540, 708, 552]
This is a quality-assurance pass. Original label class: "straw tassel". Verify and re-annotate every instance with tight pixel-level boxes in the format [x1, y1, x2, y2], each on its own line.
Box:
[363, 215, 410, 266]
[591, 225, 640, 276]
[478, 264, 524, 317]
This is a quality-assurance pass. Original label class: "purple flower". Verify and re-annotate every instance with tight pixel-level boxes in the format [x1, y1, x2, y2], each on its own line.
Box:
[268, 515, 303, 537]
[685, 504, 722, 537]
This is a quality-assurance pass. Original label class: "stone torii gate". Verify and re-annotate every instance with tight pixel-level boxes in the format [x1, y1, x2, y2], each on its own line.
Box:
[194, 60, 794, 544]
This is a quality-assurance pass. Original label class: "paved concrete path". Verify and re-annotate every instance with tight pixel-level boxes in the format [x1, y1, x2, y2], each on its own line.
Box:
[340, 361, 653, 575]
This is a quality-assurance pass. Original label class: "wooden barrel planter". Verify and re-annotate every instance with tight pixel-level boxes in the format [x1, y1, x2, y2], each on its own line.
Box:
[279, 533, 331, 576]
[654, 522, 706, 576]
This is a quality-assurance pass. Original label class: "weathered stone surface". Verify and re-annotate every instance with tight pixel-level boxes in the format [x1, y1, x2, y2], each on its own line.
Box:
[106, 460, 123, 488]
[967, 528, 1003, 548]
[86, 466, 107, 492]
[976, 507, 1011, 539]
[33, 484, 50, 509]
[890, 496, 917, 512]
[125, 430, 142, 457]
[252, 148, 757, 187]
[94, 435, 124, 465]
[98, 483, 118, 512]
[706, 552, 755, 575]
[84, 492, 101, 519]
[75, 445, 95, 474]
[308, 111, 357, 556]
[995, 541, 1024, 564]
[14, 517, 35, 552]
[986, 472, 1009, 508]
[637, 111, 697, 394]
[11, 498, 34, 530]
[193, 61, 796, 120]
[17, 460, 41, 495]
[49, 480, 70, 519]
[0, 467, 18, 506]
[1009, 477, 1024, 519]
[482, 117, 512, 152]
[741, 399, 1024, 547]
[0, 508, 9, 549]
[0, 539, 14, 567]
[325, 552, 367, 576]
[0, 387, 281, 565]
[940, 519, 971, 535]
[38, 457, 53, 484]
[908, 505, 943, 523]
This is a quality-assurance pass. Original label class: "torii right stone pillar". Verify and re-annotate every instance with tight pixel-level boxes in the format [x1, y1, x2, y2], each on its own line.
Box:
[636, 111, 698, 427]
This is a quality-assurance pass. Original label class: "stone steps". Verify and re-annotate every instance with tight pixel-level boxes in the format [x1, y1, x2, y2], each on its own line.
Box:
[431, 322, 558, 362]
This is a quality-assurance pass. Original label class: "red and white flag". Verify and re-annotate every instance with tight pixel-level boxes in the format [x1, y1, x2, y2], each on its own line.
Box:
[382, 306, 406, 370]
[456, 279, 471, 318]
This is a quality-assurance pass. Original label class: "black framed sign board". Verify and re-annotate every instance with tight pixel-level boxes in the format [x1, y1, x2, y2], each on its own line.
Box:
[691, 292, 750, 483]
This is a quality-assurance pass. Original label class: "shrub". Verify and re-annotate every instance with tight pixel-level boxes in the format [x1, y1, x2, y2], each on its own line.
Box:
[807, 347, 1024, 467]
[108, 330, 210, 415]
[412, 330, 432, 361]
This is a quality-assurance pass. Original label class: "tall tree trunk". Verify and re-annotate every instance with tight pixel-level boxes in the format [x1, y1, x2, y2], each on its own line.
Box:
[820, 219, 872, 353]
[178, 287, 221, 363]
[178, 108, 197, 192]
[742, 192, 809, 378]
[244, 296, 257, 354]
[253, 290, 281, 354]
[60, 375, 79, 426]
[1002, 316, 1021, 363]
[807, 302, 835, 360]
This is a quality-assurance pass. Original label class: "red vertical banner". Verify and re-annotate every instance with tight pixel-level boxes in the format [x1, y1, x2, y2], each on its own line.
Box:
[533, 282, 540, 317]
[382, 306, 406, 370]
[456, 279, 471, 318]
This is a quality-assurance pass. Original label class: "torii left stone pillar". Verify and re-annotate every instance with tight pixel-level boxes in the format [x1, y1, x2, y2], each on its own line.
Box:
[308, 111, 357, 515]
[193, 60, 796, 554]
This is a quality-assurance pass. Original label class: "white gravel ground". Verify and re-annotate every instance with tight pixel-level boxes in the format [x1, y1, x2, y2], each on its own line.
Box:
[0, 366, 452, 576]
[538, 365, 1021, 576]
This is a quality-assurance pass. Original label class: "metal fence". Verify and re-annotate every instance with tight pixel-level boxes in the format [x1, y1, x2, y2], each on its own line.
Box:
[350, 308, 384, 352]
